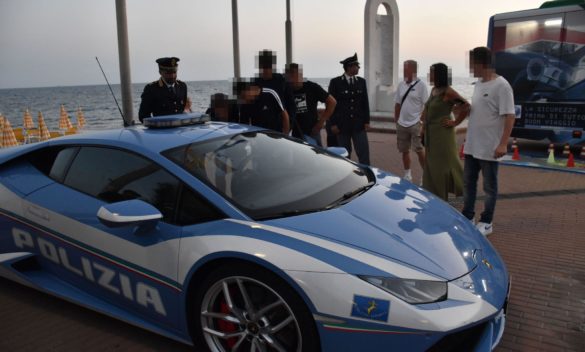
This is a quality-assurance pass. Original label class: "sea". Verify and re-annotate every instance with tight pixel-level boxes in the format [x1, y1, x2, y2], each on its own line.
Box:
[0, 77, 476, 130]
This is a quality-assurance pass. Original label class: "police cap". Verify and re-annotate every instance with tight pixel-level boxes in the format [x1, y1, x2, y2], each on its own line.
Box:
[340, 53, 359, 66]
[156, 57, 180, 72]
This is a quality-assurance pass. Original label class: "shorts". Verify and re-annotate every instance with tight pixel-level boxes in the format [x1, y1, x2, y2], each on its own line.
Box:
[396, 122, 423, 153]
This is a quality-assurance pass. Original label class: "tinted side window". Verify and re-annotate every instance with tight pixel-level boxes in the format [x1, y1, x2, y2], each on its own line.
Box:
[27, 146, 77, 177]
[49, 147, 79, 182]
[178, 186, 225, 225]
[64, 147, 180, 221]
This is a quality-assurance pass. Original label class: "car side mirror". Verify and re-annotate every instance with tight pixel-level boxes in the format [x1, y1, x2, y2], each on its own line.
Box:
[327, 146, 349, 158]
[97, 199, 162, 229]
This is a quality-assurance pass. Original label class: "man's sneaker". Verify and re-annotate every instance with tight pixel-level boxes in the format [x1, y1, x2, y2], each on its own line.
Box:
[476, 222, 493, 236]
[403, 173, 412, 182]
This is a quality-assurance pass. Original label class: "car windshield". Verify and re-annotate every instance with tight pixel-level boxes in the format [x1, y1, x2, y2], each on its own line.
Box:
[163, 131, 374, 220]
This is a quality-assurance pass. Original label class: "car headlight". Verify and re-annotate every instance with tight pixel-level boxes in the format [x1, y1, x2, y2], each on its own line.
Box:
[359, 276, 447, 304]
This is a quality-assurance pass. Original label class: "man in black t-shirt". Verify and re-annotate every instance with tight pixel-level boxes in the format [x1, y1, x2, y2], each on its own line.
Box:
[286, 63, 337, 146]
[235, 80, 290, 134]
[254, 50, 296, 126]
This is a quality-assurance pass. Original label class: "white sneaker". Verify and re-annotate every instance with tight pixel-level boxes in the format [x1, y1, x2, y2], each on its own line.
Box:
[476, 222, 493, 236]
[403, 173, 412, 182]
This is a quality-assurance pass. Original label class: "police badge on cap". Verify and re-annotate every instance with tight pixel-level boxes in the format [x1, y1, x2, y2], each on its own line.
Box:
[156, 57, 180, 72]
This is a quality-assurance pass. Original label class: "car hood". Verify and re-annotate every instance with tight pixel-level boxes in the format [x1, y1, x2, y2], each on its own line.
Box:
[266, 175, 486, 280]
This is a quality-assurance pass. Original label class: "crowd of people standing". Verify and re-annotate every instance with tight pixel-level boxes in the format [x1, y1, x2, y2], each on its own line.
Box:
[393, 47, 515, 236]
[139, 46, 515, 237]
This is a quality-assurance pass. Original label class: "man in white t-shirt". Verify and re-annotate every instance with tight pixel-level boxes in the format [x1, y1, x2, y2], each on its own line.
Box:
[462, 47, 516, 236]
[394, 60, 429, 182]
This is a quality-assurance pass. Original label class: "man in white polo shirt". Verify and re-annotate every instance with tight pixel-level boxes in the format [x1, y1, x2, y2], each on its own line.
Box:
[394, 60, 429, 182]
[462, 47, 516, 236]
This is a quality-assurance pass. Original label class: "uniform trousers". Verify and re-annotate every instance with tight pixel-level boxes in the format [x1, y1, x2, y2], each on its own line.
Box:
[337, 129, 370, 165]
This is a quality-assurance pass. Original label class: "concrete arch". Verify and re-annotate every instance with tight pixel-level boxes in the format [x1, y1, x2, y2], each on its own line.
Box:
[364, 0, 399, 112]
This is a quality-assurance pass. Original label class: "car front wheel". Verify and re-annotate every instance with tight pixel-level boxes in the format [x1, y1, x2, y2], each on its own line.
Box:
[192, 263, 319, 352]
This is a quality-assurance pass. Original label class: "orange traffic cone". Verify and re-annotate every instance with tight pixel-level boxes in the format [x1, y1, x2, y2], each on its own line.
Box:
[580, 146, 585, 159]
[567, 152, 575, 167]
[512, 147, 520, 160]
[459, 141, 465, 160]
[511, 139, 520, 160]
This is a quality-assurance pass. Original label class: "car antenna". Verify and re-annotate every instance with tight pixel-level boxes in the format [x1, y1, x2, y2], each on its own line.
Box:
[95, 56, 127, 126]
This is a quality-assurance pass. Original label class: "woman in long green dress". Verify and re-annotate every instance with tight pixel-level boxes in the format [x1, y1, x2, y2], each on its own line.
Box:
[421, 63, 470, 201]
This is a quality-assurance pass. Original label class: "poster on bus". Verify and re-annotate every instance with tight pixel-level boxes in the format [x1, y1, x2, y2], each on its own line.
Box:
[490, 7, 585, 140]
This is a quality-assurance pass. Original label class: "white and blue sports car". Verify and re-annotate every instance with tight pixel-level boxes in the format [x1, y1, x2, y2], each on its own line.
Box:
[0, 114, 509, 351]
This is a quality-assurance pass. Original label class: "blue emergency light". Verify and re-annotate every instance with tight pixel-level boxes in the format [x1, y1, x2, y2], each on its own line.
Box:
[143, 113, 210, 128]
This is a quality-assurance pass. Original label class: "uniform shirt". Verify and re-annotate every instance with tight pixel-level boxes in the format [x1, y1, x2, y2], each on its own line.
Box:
[291, 80, 329, 138]
[328, 75, 370, 134]
[138, 78, 188, 122]
[394, 79, 429, 127]
[464, 76, 515, 161]
[239, 88, 285, 132]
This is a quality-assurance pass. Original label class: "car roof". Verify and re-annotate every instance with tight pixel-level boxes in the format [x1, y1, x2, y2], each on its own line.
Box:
[0, 120, 261, 164]
[65, 121, 256, 152]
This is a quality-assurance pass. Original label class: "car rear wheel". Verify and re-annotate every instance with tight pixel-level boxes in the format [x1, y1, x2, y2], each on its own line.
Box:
[192, 263, 319, 352]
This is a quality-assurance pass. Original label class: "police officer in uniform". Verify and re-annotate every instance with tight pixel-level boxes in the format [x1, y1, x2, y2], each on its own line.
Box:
[138, 57, 190, 122]
[328, 53, 371, 165]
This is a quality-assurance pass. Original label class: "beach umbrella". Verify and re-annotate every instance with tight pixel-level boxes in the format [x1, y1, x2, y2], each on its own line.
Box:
[0, 114, 4, 148]
[23, 109, 35, 129]
[76, 106, 86, 129]
[2, 118, 20, 148]
[22, 108, 36, 143]
[59, 105, 74, 130]
[38, 111, 51, 141]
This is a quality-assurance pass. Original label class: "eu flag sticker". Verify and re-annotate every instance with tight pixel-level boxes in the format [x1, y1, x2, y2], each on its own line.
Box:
[351, 295, 390, 322]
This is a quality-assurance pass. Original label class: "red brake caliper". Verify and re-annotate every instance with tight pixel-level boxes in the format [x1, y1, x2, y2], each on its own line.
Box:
[218, 298, 238, 348]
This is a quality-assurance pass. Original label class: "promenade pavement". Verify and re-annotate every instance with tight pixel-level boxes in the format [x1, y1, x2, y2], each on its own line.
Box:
[1, 130, 584, 351]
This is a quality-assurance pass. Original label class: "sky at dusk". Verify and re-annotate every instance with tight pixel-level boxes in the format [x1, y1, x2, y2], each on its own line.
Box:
[0, 0, 546, 89]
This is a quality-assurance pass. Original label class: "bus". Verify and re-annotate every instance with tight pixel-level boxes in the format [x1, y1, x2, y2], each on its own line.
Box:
[488, 0, 585, 145]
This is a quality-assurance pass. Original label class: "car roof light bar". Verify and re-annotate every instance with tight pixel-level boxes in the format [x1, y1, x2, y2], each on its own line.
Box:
[143, 113, 210, 128]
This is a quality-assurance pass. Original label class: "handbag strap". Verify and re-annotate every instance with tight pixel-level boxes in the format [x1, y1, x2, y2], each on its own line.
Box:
[400, 79, 420, 106]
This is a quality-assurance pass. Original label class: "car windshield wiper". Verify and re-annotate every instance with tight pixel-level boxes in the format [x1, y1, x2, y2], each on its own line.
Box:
[254, 207, 327, 220]
[255, 182, 375, 220]
[280, 208, 328, 217]
[325, 181, 375, 209]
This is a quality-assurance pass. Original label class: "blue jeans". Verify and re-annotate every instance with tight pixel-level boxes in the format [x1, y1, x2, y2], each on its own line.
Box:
[338, 129, 370, 165]
[462, 155, 499, 224]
